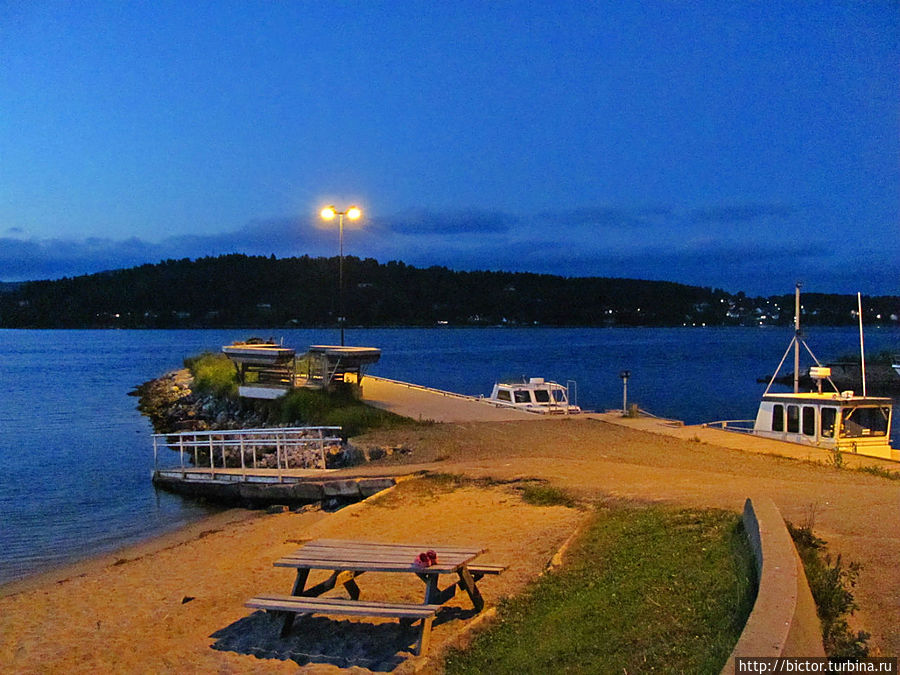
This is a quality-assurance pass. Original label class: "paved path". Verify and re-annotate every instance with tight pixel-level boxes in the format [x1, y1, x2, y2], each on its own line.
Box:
[361, 376, 541, 422]
[589, 411, 900, 471]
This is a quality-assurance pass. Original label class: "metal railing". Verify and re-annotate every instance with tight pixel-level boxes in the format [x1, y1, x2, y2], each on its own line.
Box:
[367, 375, 479, 401]
[702, 420, 756, 433]
[152, 426, 342, 480]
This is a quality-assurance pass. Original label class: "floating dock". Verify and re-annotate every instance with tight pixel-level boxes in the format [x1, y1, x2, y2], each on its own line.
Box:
[152, 467, 397, 505]
[151, 427, 399, 505]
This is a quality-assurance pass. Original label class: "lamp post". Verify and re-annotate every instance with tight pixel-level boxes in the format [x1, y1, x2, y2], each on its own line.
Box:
[619, 370, 631, 415]
[320, 205, 362, 346]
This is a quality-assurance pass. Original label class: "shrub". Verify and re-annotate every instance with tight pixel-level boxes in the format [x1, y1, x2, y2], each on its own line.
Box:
[275, 386, 412, 437]
[519, 483, 577, 507]
[788, 522, 870, 657]
[185, 352, 237, 397]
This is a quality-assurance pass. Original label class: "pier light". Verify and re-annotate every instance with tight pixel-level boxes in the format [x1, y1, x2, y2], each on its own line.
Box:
[319, 204, 364, 346]
[619, 370, 631, 415]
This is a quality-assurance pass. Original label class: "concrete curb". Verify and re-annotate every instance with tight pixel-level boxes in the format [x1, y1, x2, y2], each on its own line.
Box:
[722, 496, 824, 673]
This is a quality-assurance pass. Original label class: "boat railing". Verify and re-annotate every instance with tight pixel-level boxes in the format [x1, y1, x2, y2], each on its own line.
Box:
[702, 420, 756, 434]
[152, 426, 343, 479]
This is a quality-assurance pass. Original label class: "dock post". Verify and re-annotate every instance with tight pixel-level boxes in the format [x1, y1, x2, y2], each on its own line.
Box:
[276, 434, 282, 483]
[240, 435, 246, 481]
[209, 436, 215, 476]
[319, 428, 327, 469]
[153, 436, 158, 472]
[179, 436, 186, 479]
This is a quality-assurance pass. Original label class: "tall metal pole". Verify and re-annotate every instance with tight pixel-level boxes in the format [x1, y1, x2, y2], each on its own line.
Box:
[793, 282, 801, 393]
[858, 292, 866, 397]
[338, 212, 344, 346]
[619, 370, 630, 414]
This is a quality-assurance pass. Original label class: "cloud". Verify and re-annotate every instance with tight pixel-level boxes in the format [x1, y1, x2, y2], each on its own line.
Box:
[0, 204, 895, 295]
[537, 206, 673, 229]
[0, 236, 157, 279]
[686, 204, 795, 224]
[379, 208, 516, 235]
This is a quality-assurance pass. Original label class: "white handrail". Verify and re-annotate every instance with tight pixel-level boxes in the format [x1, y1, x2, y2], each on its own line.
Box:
[152, 426, 342, 476]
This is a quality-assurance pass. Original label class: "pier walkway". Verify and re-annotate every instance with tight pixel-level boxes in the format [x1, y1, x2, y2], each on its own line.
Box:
[589, 411, 900, 470]
[360, 376, 540, 423]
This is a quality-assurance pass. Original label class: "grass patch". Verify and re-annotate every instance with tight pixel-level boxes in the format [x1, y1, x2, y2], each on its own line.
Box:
[274, 385, 415, 437]
[184, 352, 238, 397]
[856, 465, 900, 481]
[788, 522, 870, 658]
[519, 482, 578, 508]
[445, 503, 756, 674]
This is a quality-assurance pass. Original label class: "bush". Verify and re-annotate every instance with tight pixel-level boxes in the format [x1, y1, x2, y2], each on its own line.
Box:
[275, 386, 412, 437]
[788, 523, 870, 658]
[519, 483, 577, 507]
[184, 352, 238, 397]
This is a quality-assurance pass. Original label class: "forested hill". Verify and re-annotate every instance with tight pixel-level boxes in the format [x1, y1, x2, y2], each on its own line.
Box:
[0, 254, 897, 328]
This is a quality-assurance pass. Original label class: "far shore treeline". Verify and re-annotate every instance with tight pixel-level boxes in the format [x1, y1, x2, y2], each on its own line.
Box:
[0, 254, 897, 329]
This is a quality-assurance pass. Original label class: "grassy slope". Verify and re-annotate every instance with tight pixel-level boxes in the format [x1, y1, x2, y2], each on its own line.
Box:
[445, 502, 756, 674]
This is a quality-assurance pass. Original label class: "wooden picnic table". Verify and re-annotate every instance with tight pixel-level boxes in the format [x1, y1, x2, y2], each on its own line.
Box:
[276, 538, 488, 609]
[246, 538, 504, 654]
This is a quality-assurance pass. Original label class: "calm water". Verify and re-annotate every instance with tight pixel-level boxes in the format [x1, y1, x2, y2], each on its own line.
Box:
[1, 326, 898, 585]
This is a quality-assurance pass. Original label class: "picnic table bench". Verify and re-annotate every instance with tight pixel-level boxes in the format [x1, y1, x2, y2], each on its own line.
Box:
[246, 538, 505, 655]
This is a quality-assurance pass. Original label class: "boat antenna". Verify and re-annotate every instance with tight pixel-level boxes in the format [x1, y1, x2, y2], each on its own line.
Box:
[793, 282, 801, 393]
[858, 292, 867, 397]
[763, 284, 840, 396]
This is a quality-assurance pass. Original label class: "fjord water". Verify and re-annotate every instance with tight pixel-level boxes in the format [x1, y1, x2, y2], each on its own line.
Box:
[1, 326, 898, 586]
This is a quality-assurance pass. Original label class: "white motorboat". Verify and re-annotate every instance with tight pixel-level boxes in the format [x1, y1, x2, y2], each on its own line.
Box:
[486, 377, 581, 415]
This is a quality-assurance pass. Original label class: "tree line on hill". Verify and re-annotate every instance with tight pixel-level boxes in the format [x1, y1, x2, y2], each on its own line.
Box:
[0, 254, 897, 329]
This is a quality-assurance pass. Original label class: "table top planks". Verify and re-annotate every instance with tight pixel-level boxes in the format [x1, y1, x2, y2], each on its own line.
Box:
[274, 538, 485, 574]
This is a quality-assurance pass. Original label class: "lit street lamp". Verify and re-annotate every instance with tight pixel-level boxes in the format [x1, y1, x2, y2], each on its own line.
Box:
[320, 205, 362, 346]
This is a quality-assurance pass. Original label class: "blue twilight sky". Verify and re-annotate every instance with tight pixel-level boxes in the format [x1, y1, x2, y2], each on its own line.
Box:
[1, 1, 897, 295]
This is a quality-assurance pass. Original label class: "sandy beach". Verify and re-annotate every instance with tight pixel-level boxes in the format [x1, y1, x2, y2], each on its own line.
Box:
[2, 418, 898, 672]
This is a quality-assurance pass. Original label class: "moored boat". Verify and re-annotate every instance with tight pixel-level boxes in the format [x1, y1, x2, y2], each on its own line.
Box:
[751, 389, 894, 459]
[486, 377, 581, 415]
[709, 285, 897, 461]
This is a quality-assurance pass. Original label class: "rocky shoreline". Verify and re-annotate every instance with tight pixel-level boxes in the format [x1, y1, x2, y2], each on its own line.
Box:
[132, 370, 412, 470]
[130, 369, 265, 433]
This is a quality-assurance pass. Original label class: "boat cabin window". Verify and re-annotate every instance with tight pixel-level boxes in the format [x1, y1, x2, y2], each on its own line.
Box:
[533, 389, 551, 404]
[771, 405, 784, 432]
[514, 390, 531, 404]
[787, 405, 800, 433]
[802, 407, 816, 436]
[840, 406, 890, 438]
[496, 389, 512, 402]
[821, 408, 837, 438]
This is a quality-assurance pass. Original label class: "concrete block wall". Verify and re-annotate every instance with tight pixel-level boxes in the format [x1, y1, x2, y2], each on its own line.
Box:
[721, 496, 824, 673]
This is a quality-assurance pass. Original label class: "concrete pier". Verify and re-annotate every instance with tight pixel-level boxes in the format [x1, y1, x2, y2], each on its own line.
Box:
[360, 375, 547, 422]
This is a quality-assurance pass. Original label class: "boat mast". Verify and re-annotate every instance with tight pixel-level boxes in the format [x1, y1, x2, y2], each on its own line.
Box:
[793, 282, 801, 393]
[858, 292, 867, 397]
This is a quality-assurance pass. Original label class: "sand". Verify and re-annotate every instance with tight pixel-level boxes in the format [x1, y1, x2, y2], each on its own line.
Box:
[2, 418, 898, 673]
[0, 475, 582, 673]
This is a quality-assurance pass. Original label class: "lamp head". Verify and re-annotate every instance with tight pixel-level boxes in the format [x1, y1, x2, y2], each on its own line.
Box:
[320, 205, 337, 220]
[346, 206, 362, 220]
